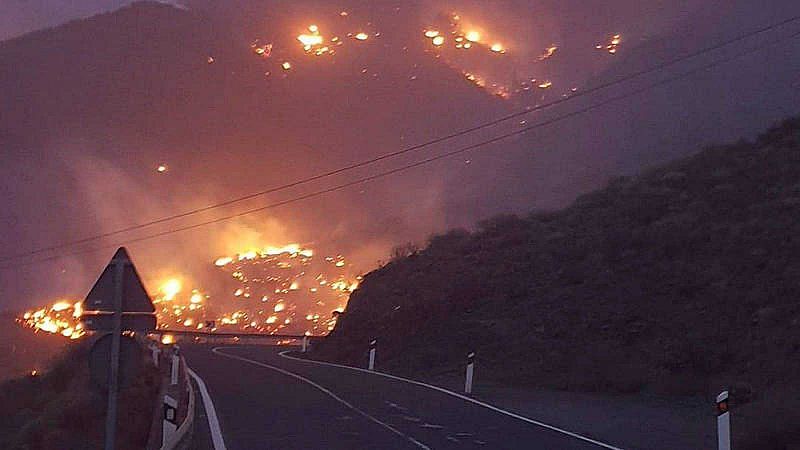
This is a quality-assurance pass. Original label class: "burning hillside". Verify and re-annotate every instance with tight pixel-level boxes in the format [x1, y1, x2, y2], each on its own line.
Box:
[219, 6, 622, 101]
[19, 301, 84, 340]
[3, 0, 799, 328]
[18, 242, 359, 338]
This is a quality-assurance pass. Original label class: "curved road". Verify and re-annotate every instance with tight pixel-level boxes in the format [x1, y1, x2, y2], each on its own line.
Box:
[183, 345, 618, 449]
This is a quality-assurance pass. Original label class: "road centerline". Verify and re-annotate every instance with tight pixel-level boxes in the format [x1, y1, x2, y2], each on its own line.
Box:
[278, 350, 624, 450]
[211, 346, 431, 450]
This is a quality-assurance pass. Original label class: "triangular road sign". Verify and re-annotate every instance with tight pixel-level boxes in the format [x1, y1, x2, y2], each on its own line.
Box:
[84, 247, 155, 313]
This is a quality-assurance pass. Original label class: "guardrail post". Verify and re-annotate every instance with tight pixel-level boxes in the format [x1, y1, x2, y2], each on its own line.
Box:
[171, 354, 179, 386]
[716, 390, 731, 450]
[162, 394, 178, 447]
[150, 344, 161, 367]
[302, 335, 308, 353]
[465, 351, 476, 394]
[368, 339, 377, 371]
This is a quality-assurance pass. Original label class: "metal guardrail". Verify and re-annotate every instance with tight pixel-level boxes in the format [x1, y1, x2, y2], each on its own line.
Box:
[154, 330, 324, 346]
[156, 330, 319, 339]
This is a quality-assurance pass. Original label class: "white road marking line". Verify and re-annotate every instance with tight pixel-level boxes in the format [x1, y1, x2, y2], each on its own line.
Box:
[187, 366, 228, 450]
[279, 350, 624, 450]
[211, 347, 431, 450]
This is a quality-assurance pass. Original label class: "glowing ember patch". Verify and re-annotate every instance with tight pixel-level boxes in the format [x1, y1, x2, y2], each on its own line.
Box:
[599, 34, 622, 54]
[160, 279, 182, 301]
[215, 257, 233, 267]
[274, 303, 286, 312]
[239, 250, 258, 261]
[161, 334, 175, 345]
[354, 32, 369, 41]
[298, 34, 323, 47]
[206, 56, 215, 64]
[251, 42, 272, 58]
[157, 164, 168, 173]
[308, 24, 319, 33]
[282, 61, 292, 70]
[52, 301, 71, 312]
[538, 81, 553, 89]
[424, 30, 440, 38]
[465, 31, 481, 42]
[190, 292, 203, 304]
[432, 36, 445, 46]
[538, 45, 558, 61]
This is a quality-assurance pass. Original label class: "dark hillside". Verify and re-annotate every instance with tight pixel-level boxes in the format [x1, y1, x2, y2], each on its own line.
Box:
[0, 338, 159, 449]
[0, 313, 67, 382]
[317, 116, 800, 400]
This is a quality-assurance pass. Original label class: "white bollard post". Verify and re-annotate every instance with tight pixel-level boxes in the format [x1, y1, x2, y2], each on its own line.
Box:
[162, 394, 178, 447]
[465, 351, 476, 394]
[171, 355, 180, 386]
[151, 345, 161, 367]
[302, 335, 308, 353]
[716, 390, 731, 450]
[368, 339, 377, 371]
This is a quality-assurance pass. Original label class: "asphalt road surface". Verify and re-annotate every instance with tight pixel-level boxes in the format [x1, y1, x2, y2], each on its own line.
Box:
[183, 345, 620, 450]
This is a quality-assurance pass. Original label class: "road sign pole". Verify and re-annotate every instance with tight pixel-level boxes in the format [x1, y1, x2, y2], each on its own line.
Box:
[104, 256, 124, 450]
[716, 390, 731, 450]
[465, 351, 475, 394]
[368, 339, 377, 371]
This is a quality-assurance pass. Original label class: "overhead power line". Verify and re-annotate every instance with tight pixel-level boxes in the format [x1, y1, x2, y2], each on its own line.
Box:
[3, 26, 798, 271]
[2, 14, 799, 263]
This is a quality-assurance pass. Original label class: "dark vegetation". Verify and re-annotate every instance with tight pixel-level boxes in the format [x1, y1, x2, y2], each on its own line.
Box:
[0, 336, 159, 449]
[316, 117, 800, 448]
[0, 314, 67, 383]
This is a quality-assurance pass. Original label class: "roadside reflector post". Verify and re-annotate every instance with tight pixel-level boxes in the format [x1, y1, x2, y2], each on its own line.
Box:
[171, 354, 179, 386]
[302, 335, 309, 353]
[465, 351, 476, 394]
[716, 390, 731, 450]
[162, 394, 178, 447]
[150, 345, 161, 367]
[368, 339, 377, 371]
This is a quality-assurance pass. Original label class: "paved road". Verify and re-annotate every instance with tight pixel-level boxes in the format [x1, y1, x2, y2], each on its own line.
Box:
[183, 345, 617, 450]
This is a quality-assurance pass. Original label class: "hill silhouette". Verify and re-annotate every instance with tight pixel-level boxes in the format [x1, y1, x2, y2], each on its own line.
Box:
[317, 115, 800, 399]
[316, 116, 800, 447]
